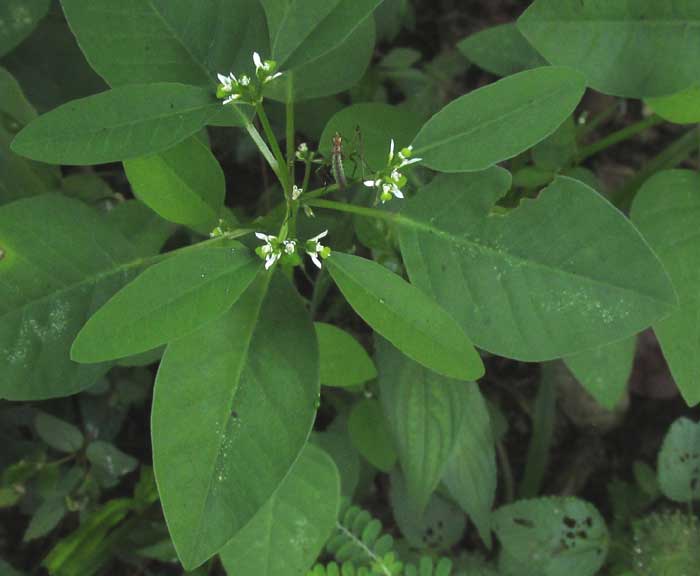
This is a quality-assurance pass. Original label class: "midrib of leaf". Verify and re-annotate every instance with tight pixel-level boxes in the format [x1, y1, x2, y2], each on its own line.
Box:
[191, 272, 272, 562]
[147, 1, 212, 83]
[396, 196, 673, 307]
[413, 80, 577, 155]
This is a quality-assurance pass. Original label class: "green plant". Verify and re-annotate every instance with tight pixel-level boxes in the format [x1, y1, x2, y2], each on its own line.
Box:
[3, 1, 700, 575]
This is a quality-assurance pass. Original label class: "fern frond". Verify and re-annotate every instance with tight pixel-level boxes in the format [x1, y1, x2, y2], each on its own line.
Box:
[404, 556, 452, 576]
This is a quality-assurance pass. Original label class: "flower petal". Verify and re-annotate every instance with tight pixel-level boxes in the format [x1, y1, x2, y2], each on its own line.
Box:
[311, 229, 328, 241]
[253, 51, 263, 70]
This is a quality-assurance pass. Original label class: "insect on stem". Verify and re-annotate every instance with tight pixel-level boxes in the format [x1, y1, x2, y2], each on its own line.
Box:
[331, 132, 347, 192]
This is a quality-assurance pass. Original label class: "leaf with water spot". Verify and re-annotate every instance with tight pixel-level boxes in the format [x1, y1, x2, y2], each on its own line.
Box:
[631, 170, 700, 406]
[0, 195, 148, 400]
[398, 170, 677, 361]
[152, 272, 319, 569]
[219, 443, 340, 576]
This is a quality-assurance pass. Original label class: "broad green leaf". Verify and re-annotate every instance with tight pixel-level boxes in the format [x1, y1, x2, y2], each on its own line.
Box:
[564, 337, 636, 410]
[389, 470, 466, 552]
[0, 67, 59, 204]
[647, 85, 700, 124]
[315, 322, 376, 388]
[440, 380, 496, 546]
[0, 195, 144, 400]
[327, 253, 484, 381]
[532, 117, 577, 172]
[266, 17, 375, 103]
[0, 0, 50, 58]
[457, 23, 546, 77]
[657, 417, 700, 503]
[493, 497, 609, 576]
[152, 273, 319, 569]
[105, 200, 175, 258]
[34, 412, 84, 453]
[124, 137, 225, 231]
[60, 0, 267, 87]
[11, 83, 220, 165]
[72, 246, 260, 363]
[219, 444, 340, 576]
[263, 0, 381, 69]
[411, 67, 585, 173]
[319, 103, 423, 171]
[518, 0, 700, 98]
[632, 170, 700, 405]
[377, 337, 473, 512]
[312, 427, 360, 498]
[398, 171, 677, 361]
[347, 398, 397, 472]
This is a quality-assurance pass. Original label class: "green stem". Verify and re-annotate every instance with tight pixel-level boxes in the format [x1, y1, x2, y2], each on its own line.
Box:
[232, 105, 279, 179]
[577, 114, 664, 163]
[306, 198, 399, 223]
[286, 77, 295, 187]
[256, 101, 289, 194]
[611, 127, 700, 210]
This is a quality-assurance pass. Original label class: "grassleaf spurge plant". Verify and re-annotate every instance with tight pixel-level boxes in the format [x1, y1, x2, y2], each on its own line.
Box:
[2, 1, 700, 575]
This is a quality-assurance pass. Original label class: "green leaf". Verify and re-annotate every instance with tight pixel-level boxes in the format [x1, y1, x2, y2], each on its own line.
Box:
[152, 273, 319, 569]
[377, 337, 474, 512]
[0, 195, 143, 400]
[86, 441, 138, 477]
[266, 18, 375, 103]
[493, 497, 609, 576]
[518, 0, 700, 98]
[411, 67, 585, 173]
[657, 417, 700, 503]
[34, 412, 84, 453]
[23, 497, 66, 541]
[326, 253, 484, 381]
[398, 171, 677, 361]
[104, 200, 175, 258]
[123, 137, 225, 231]
[60, 0, 268, 87]
[319, 103, 423, 172]
[315, 322, 376, 388]
[647, 85, 700, 124]
[11, 83, 220, 165]
[263, 0, 381, 69]
[219, 443, 340, 576]
[457, 23, 547, 77]
[631, 170, 700, 405]
[564, 338, 636, 410]
[440, 380, 495, 547]
[0, 0, 50, 58]
[72, 246, 260, 363]
[348, 398, 397, 472]
[0, 66, 59, 205]
[389, 470, 466, 552]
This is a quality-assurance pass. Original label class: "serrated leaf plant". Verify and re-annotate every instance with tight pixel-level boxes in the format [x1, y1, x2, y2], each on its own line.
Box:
[2, 1, 700, 575]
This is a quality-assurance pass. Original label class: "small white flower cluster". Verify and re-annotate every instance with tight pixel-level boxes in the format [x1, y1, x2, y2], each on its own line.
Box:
[216, 52, 283, 105]
[291, 185, 303, 201]
[364, 139, 421, 204]
[295, 142, 310, 161]
[255, 230, 330, 270]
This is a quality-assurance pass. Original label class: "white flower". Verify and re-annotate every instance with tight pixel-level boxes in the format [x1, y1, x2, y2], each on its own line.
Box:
[222, 94, 240, 105]
[398, 145, 422, 167]
[255, 232, 281, 269]
[305, 230, 329, 269]
[267, 71, 283, 82]
[292, 185, 303, 200]
[253, 51, 264, 71]
[382, 181, 404, 201]
[388, 138, 395, 163]
[283, 240, 296, 254]
[364, 179, 381, 189]
[239, 74, 251, 86]
[391, 169, 401, 182]
[217, 73, 234, 91]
